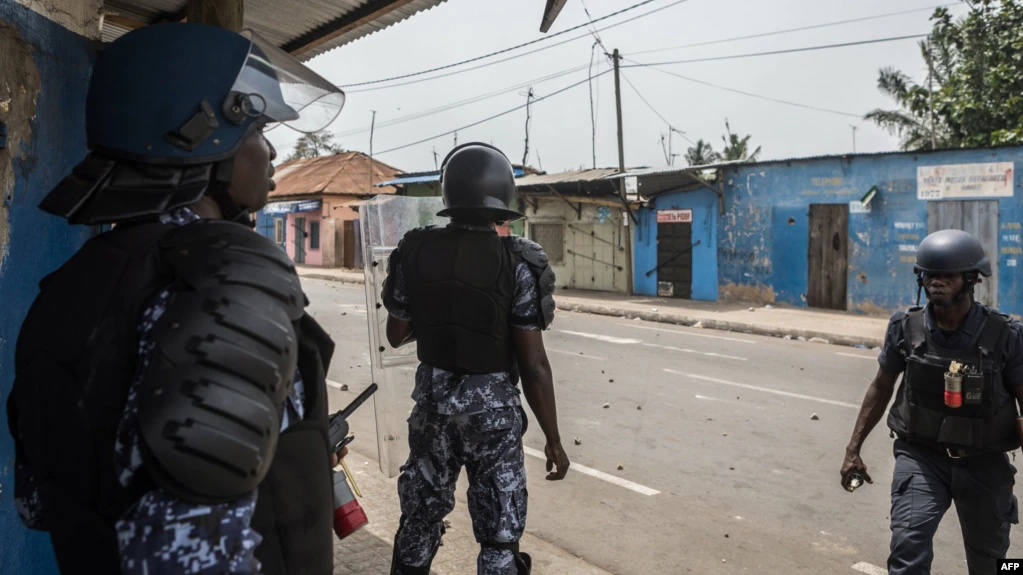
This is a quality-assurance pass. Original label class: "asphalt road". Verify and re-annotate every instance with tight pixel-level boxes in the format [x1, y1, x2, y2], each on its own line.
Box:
[305, 278, 1022, 575]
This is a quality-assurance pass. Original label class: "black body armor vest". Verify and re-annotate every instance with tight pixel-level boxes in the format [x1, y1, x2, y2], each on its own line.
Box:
[887, 307, 1019, 453]
[400, 226, 519, 374]
[9, 221, 335, 575]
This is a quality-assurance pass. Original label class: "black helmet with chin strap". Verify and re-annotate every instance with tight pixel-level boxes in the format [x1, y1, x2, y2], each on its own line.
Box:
[437, 143, 525, 224]
[914, 229, 991, 305]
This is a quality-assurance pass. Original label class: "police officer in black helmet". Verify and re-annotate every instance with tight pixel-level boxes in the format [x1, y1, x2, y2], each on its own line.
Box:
[381, 143, 570, 575]
[841, 229, 1023, 574]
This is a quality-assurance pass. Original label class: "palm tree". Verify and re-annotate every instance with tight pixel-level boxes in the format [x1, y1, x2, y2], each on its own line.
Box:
[718, 119, 761, 162]
[684, 139, 718, 167]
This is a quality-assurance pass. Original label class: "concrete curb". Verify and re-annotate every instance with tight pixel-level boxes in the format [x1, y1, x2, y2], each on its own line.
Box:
[300, 272, 885, 349]
[554, 301, 885, 349]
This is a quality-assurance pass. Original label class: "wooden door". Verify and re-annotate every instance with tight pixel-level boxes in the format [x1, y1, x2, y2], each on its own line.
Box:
[807, 204, 848, 310]
[294, 217, 306, 264]
[927, 200, 998, 307]
[656, 221, 693, 299]
[343, 220, 356, 269]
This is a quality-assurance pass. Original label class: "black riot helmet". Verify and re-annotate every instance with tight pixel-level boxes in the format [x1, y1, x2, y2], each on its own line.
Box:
[437, 143, 525, 223]
[913, 229, 991, 306]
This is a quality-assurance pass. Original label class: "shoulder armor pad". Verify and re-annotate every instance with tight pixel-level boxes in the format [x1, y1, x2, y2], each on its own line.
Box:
[160, 220, 304, 321]
[504, 236, 556, 329]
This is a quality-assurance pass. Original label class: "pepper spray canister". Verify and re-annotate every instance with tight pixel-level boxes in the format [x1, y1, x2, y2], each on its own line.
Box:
[944, 361, 963, 409]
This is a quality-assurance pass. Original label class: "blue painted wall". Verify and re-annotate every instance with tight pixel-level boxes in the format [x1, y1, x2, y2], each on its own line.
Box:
[0, 2, 96, 573]
[254, 208, 286, 248]
[633, 187, 718, 300]
[717, 146, 1023, 315]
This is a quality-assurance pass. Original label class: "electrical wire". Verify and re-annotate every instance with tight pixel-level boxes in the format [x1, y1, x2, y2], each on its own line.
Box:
[340, 0, 667, 88]
[624, 57, 862, 118]
[619, 71, 694, 144]
[630, 3, 959, 56]
[625, 34, 929, 68]
[343, 0, 690, 94]
[373, 69, 612, 156]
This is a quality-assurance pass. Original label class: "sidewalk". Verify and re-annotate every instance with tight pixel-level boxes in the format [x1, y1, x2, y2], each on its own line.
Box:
[297, 265, 888, 349]
[333, 447, 613, 575]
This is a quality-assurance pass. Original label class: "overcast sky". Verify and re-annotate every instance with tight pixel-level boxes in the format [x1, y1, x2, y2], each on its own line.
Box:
[266, 0, 969, 174]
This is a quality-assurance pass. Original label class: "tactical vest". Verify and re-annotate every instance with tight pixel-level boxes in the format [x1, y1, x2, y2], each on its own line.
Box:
[9, 221, 335, 575]
[400, 226, 518, 374]
[887, 307, 1020, 453]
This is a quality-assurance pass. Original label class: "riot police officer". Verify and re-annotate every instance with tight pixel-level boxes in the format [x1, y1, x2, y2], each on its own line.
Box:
[381, 143, 570, 575]
[8, 23, 346, 574]
[841, 229, 1023, 574]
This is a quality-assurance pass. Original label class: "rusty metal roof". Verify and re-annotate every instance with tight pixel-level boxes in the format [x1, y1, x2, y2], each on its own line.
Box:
[269, 151, 404, 198]
[100, 0, 448, 61]
[604, 161, 747, 179]
[515, 168, 620, 187]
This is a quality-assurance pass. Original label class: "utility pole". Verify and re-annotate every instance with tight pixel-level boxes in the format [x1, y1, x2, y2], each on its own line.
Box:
[368, 110, 376, 193]
[611, 47, 634, 295]
[612, 48, 626, 187]
[522, 86, 534, 167]
[431, 146, 439, 170]
[926, 41, 936, 150]
[850, 125, 857, 153]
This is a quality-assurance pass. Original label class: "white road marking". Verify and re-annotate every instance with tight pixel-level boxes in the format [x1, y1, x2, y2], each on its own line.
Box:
[851, 562, 887, 575]
[664, 370, 860, 409]
[326, 380, 345, 389]
[548, 348, 607, 361]
[837, 352, 875, 361]
[694, 394, 725, 402]
[617, 323, 757, 344]
[642, 342, 747, 361]
[523, 446, 660, 496]
[557, 330, 642, 345]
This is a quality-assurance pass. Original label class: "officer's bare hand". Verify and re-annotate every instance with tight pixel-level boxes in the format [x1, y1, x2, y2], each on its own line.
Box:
[331, 446, 349, 467]
[544, 441, 570, 481]
[840, 447, 872, 489]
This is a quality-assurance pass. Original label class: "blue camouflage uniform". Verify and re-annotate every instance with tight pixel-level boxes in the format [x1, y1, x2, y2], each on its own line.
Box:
[384, 222, 542, 575]
[14, 207, 307, 575]
[878, 302, 1023, 574]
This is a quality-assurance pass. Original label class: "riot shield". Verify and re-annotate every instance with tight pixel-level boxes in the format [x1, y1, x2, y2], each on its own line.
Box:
[360, 195, 448, 478]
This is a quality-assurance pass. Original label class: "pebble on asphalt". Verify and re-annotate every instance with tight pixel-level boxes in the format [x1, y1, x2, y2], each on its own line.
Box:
[609, 379, 614, 383]
[603, 403, 610, 409]
[341, 384, 349, 391]
[811, 413, 819, 420]
[617, 464, 624, 470]
[574, 437, 582, 445]
[636, 405, 642, 410]
[748, 307, 755, 311]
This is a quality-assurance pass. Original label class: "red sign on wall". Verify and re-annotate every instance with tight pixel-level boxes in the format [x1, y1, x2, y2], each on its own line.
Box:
[657, 209, 692, 223]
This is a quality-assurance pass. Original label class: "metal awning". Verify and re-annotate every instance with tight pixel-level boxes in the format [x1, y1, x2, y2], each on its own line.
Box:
[100, 0, 449, 61]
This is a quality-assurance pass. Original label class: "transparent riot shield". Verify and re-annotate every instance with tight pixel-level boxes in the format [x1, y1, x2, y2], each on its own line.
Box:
[360, 195, 447, 478]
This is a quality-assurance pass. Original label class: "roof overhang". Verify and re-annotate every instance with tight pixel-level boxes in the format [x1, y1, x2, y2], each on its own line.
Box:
[100, 0, 448, 61]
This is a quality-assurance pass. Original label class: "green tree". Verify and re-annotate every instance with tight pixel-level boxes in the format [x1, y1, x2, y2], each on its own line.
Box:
[866, 1, 1023, 150]
[684, 139, 719, 166]
[286, 131, 344, 161]
[718, 119, 761, 162]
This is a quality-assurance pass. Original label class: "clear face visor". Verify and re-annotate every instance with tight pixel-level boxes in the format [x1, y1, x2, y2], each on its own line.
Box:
[227, 30, 345, 133]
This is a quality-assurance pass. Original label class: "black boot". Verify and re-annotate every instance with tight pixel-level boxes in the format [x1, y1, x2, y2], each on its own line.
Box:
[515, 552, 532, 574]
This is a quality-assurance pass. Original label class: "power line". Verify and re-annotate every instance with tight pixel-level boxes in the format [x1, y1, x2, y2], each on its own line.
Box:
[626, 34, 929, 68]
[630, 3, 959, 56]
[344, 0, 690, 94]
[625, 57, 862, 118]
[374, 69, 613, 156]
[619, 71, 694, 144]
[341, 0, 667, 88]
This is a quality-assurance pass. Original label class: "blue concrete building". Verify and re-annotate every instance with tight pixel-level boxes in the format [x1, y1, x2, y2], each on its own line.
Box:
[630, 146, 1023, 316]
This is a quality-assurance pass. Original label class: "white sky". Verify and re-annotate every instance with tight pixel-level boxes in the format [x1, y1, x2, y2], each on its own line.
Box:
[266, 0, 969, 174]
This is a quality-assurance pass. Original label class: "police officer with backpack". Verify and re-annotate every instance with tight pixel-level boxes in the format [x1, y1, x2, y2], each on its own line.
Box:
[841, 229, 1023, 574]
[381, 143, 570, 575]
[8, 23, 347, 574]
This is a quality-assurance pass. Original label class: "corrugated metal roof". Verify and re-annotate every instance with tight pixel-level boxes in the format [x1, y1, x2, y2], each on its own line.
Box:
[269, 151, 404, 198]
[605, 161, 747, 179]
[101, 0, 448, 61]
[376, 167, 526, 187]
[515, 168, 620, 187]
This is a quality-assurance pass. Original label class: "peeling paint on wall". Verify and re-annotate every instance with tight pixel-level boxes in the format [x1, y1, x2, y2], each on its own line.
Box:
[719, 281, 776, 304]
[13, 0, 101, 39]
[0, 22, 41, 270]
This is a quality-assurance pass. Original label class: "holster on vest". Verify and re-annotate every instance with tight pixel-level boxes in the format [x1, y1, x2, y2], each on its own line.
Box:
[887, 307, 1020, 453]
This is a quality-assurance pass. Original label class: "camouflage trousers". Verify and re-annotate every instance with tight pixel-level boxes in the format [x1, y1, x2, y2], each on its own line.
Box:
[394, 405, 527, 575]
